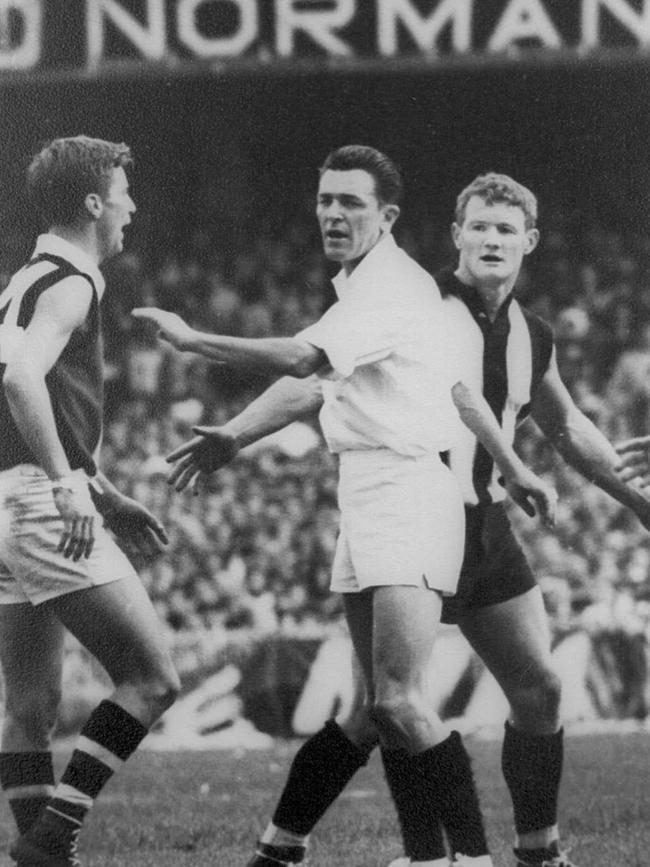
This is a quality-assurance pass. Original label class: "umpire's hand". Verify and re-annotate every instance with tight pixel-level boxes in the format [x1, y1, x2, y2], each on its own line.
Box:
[166, 426, 241, 493]
[132, 307, 195, 351]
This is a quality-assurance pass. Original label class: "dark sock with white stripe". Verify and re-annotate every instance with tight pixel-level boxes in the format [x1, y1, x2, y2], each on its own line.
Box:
[0, 752, 54, 834]
[45, 700, 148, 827]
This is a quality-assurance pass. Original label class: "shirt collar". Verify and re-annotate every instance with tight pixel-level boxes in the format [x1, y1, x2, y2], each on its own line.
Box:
[33, 234, 106, 298]
[331, 233, 398, 300]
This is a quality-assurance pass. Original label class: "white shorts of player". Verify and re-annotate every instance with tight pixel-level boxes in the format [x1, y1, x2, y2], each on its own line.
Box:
[331, 449, 465, 595]
[0, 464, 137, 605]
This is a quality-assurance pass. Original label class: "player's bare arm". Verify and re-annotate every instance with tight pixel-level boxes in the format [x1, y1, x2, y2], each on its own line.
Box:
[3, 277, 97, 560]
[530, 348, 650, 531]
[132, 306, 326, 377]
[90, 470, 169, 558]
[452, 380, 557, 527]
[3, 277, 91, 478]
[167, 374, 325, 493]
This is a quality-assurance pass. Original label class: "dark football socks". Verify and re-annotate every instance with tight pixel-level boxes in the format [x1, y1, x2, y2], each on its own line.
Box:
[382, 731, 488, 860]
[502, 722, 564, 838]
[272, 719, 372, 835]
[381, 745, 447, 861]
[0, 751, 54, 833]
[37, 700, 148, 834]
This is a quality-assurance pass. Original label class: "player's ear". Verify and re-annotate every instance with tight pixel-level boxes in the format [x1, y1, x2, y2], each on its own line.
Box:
[524, 227, 540, 255]
[381, 203, 400, 231]
[451, 222, 463, 250]
[84, 192, 103, 220]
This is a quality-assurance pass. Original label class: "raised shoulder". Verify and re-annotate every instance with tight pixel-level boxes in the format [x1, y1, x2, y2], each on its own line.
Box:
[27, 274, 95, 335]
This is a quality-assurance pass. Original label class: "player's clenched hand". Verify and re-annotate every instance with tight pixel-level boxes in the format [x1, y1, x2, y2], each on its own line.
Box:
[53, 488, 95, 561]
[166, 426, 240, 493]
[131, 307, 195, 351]
[100, 494, 169, 560]
[615, 435, 650, 486]
[501, 467, 558, 528]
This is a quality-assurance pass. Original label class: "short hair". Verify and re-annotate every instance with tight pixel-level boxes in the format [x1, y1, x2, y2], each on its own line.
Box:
[27, 135, 132, 227]
[455, 173, 538, 229]
[319, 145, 403, 205]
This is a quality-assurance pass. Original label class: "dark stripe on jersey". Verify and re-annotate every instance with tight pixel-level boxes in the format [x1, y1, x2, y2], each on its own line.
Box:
[436, 266, 554, 505]
[474, 307, 511, 502]
[0, 255, 93, 328]
[438, 268, 514, 503]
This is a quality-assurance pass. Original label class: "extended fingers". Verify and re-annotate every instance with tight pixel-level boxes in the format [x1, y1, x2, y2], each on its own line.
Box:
[171, 460, 201, 493]
[615, 436, 650, 455]
[166, 435, 204, 463]
[59, 516, 95, 561]
[511, 489, 536, 518]
[167, 453, 196, 486]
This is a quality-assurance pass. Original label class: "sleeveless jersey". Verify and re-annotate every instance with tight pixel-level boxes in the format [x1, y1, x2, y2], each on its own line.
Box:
[437, 267, 554, 506]
[0, 252, 104, 475]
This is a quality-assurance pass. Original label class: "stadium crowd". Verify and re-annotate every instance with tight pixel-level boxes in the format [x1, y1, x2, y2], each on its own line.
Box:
[4, 206, 650, 716]
[102, 215, 650, 632]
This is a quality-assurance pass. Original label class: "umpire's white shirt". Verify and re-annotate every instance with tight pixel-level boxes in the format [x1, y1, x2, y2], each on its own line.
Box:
[298, 234, 465, 594]
[297, 234, 462, 457]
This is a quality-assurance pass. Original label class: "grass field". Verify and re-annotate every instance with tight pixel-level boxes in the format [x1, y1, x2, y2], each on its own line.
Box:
[0, 729, 649, 866]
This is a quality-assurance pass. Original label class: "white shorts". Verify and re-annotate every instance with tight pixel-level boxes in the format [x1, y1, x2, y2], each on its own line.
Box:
[0, 464, 137, 606]
[331, 450, 465, 594]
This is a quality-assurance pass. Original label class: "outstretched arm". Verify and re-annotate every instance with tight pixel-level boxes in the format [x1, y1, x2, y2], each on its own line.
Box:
[530, 348, 650, 529]
[452, 380, 557, 526]
[132, 307, 327, 377]
[166, 374, 325, 492]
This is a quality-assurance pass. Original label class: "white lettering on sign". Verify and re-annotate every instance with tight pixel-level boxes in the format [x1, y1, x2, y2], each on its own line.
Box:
[0, 0, 649, 73]
[177, 0, 258, 57]
[0, 0, 41, 70]
[488, 0, 563, 51]
[275, 0, 355, 57]
[86, 0, 166, 68]
[581, 0, 650, 48]
[377, 0, 473, 55]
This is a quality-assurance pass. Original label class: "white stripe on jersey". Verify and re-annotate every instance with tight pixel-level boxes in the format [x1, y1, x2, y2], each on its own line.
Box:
[0, 259, 58, 363]
[444, 295, 534, 507]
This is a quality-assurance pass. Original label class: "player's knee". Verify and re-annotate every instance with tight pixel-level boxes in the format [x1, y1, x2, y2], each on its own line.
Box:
[511, 666, 561, 726]
[339, 704, 379, 752]
[4, 684, 61, 745]
[133, 663, 180, 717]
[371, 690, 425, 742]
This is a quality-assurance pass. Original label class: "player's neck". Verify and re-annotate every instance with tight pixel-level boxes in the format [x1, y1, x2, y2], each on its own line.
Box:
[454, 267, 515, 322]
[48, 224, 102, 265]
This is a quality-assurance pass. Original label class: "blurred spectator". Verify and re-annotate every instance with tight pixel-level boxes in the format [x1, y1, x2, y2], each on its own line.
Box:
[605, 320, 650, 439]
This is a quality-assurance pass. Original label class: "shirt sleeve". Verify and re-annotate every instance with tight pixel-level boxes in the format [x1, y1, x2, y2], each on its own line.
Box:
[297, 298, 418, 378]
[439, 305, 464, 388]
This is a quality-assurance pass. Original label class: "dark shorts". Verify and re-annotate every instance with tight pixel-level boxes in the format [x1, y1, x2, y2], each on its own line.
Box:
[441, 502, 535, 624]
